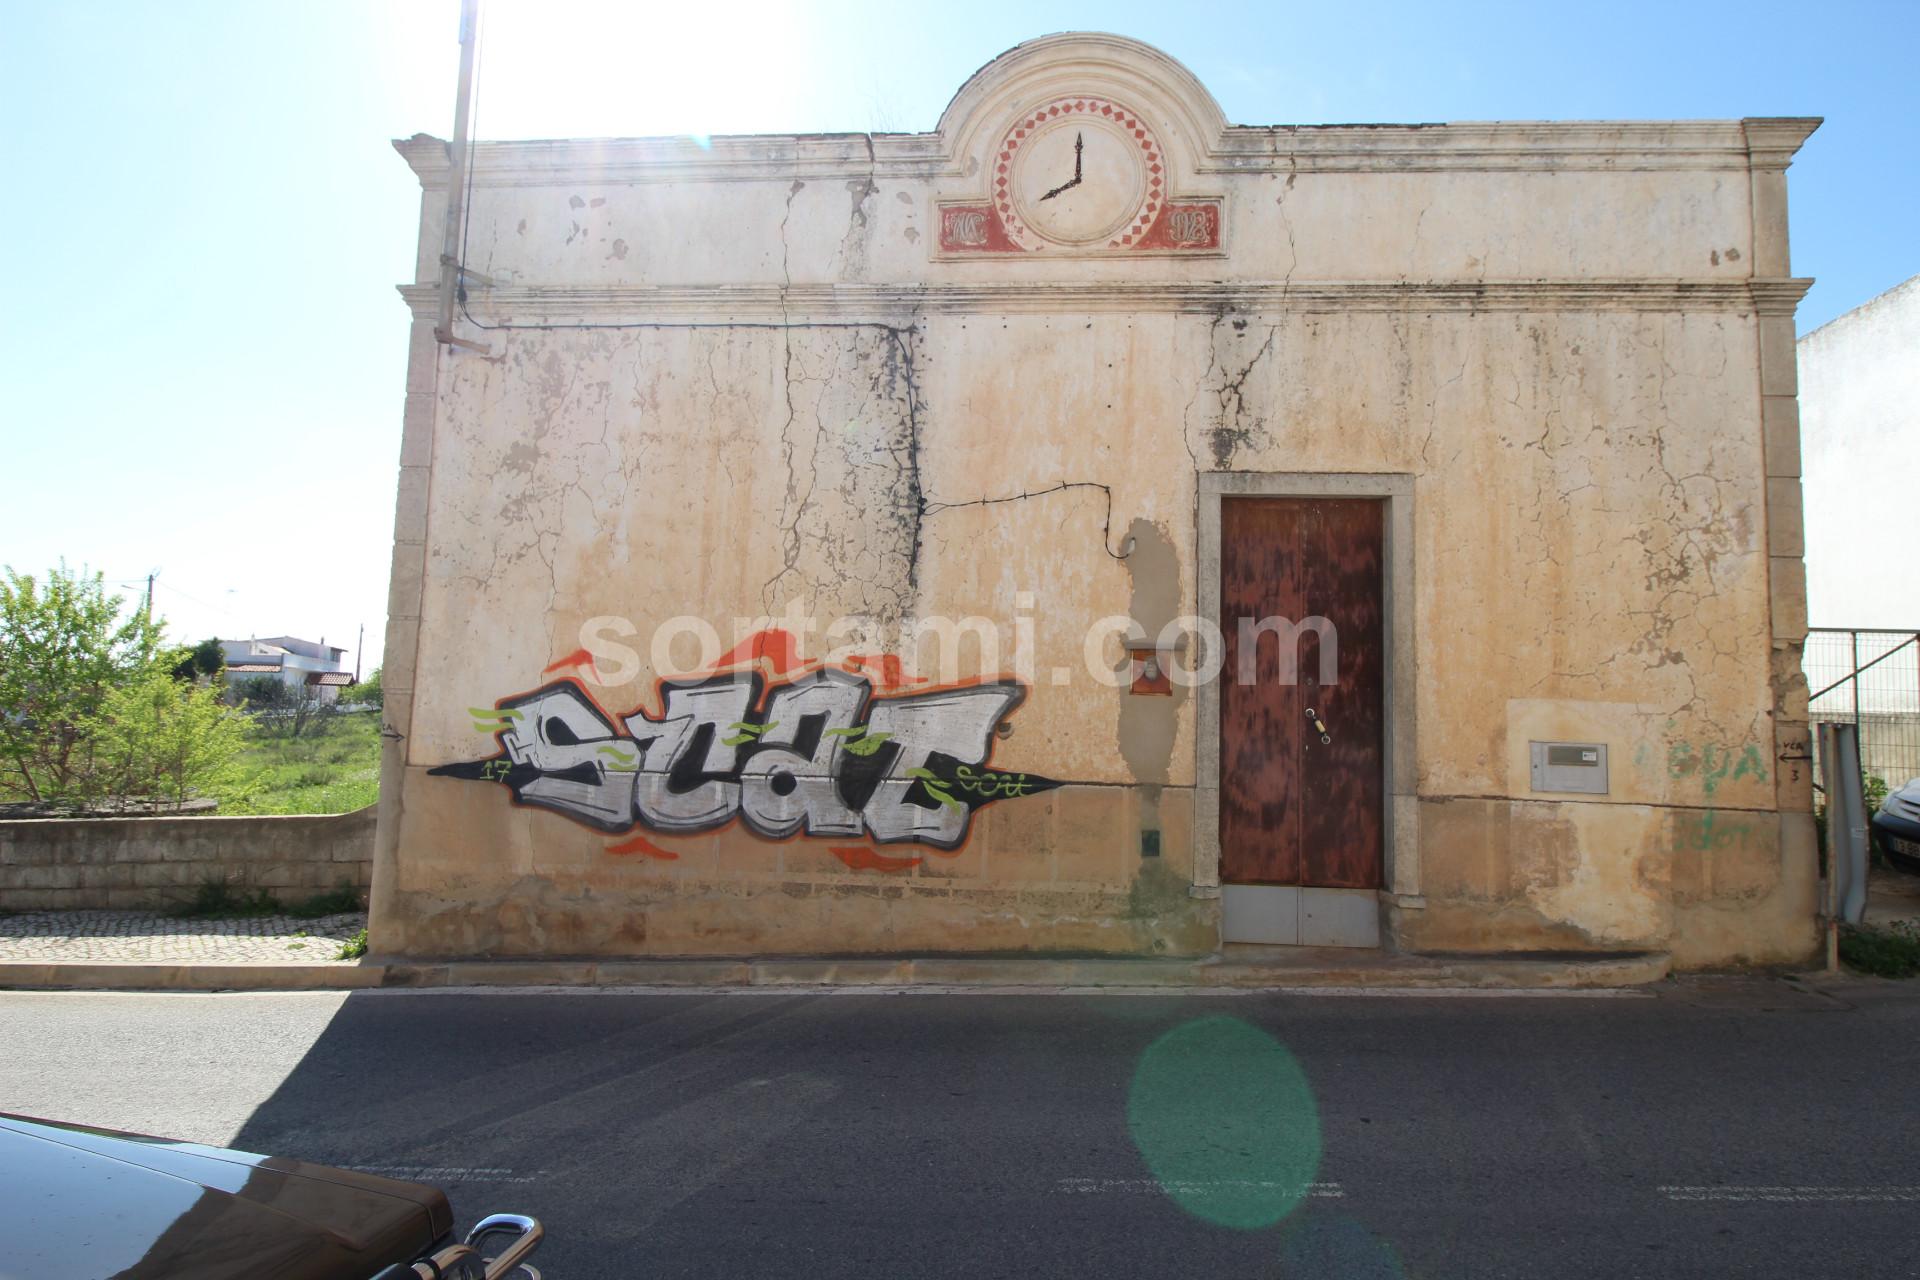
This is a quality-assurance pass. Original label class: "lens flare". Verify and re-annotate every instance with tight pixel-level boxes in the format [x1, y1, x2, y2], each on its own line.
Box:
[1127, 1015, 1322, 1229]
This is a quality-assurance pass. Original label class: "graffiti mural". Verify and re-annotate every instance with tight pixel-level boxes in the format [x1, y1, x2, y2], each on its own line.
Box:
[432, 663, 1060, 853]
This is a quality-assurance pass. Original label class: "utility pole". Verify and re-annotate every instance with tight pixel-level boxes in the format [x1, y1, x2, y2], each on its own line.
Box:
[355, 623, 364, 684]
[434, 0, 485, 352]
[143, 572, 154, 629]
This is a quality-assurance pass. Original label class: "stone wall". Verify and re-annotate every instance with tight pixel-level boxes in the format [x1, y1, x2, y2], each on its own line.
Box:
[0, 808, 374, 911]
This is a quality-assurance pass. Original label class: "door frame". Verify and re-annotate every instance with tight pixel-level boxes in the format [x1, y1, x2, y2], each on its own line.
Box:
[1194, 472, 1420, 910]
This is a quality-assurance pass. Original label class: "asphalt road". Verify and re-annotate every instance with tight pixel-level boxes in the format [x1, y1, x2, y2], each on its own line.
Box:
[3, 978, 1918, 1279]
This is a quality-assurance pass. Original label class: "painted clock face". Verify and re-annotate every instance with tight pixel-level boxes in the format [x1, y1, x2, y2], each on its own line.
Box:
[996, 97, 1166, 250]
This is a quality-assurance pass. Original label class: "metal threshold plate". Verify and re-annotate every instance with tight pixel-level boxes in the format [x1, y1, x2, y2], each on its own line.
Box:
[1222, 885, 1381, 948]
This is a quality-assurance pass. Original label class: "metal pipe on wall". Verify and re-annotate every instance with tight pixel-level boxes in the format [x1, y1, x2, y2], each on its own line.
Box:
[434, 0, 480, 348]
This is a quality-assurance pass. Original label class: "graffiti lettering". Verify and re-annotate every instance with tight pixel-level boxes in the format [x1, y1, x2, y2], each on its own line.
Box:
[1668, 740, 1768, 798]
[431, 670, 1059, 850]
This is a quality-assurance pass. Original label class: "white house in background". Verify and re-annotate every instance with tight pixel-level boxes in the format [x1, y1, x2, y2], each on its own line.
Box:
[221, 636, 353, 700]
[1799, 272, 1920, 628]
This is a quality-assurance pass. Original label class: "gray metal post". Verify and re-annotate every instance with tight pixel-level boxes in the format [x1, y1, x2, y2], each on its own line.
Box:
[434, 0, 481, 348]
[1819, 722, 1870, 947]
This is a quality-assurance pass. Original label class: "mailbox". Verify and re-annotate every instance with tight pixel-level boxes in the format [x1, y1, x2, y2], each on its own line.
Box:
[1529, 741, 1609, 795]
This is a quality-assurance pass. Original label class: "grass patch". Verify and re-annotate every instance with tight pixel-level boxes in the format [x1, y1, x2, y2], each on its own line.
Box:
[218, 711, 381, 816]
[173, 879, 365, 920]
[1838, 921, 1920, 978]
[284, 884, 364, 918]
[337, 928, 369, 960]
[176, 879, 282, 919]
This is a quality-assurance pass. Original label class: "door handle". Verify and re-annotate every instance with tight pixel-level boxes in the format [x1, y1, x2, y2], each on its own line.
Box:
[1305, 706, 1331, 745]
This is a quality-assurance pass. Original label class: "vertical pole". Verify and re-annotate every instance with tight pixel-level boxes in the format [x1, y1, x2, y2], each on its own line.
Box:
[1851, 630, 1863, 802]
[434, 0, 481, 346]
[144, 573, 154, 628]
[355, 623, 364, 684]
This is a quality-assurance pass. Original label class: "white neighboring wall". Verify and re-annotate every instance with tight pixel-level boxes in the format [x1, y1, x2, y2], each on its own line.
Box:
[1798, 273, 1920, 628]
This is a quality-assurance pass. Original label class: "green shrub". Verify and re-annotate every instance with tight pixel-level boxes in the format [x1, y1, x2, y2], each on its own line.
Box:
[337, 928, 369, 960]
[82, 668, 253, 810]
[1838, 921, 1920, 979]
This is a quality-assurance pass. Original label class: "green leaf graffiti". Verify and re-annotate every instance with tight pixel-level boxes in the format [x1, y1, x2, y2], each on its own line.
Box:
[824, 725, 894, 757]
[468, 707, 524, 734]
[720, 720, 779, 747]
[906, 766, 964, 812]
[596, 744, 639, 768]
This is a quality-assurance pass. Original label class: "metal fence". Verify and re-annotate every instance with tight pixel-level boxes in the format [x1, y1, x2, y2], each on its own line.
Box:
[1805, 628, 1920, 802]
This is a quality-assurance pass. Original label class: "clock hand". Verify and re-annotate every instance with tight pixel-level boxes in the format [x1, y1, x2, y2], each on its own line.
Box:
[1044, 131, 1090, 201]
[1038, 174, 1082, 202]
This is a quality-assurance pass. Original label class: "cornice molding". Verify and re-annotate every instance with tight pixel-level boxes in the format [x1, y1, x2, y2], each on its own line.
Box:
[394, 36, 1817, 188]
[1206, 121, 1774, 173]
[399, 279, 1809, 323]
[394, 117, 1807, 188]
[1748, 278, 1815, 315]
[1742, 117, 1824, 170]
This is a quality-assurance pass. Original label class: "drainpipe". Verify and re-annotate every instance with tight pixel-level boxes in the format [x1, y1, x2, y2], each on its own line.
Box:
[434, 0, 483, 351]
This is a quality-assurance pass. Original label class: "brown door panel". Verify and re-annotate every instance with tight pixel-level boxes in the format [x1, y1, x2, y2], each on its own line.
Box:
[1218, 496, 1385, 890]
[1300, 500, 1385, 888]
[1219, 499, 1306, 884]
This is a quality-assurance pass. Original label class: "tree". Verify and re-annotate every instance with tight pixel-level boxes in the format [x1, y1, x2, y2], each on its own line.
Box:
[232, 674, 335, 739]
[343, 666, 383, 710]
[80, 668, 253, 810]
[0, 565, 163, 803]
[228, 675, 294, 709]
[168, 636, 224, 683]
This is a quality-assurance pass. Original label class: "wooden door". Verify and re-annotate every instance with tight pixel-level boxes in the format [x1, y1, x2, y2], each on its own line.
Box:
[1218, 496, 1385, 888]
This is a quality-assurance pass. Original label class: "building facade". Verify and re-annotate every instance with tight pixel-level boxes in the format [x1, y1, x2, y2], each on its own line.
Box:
[1798, 272, 1920, 630]
[371, 35, 1820, 967]
[222, 636, 352, 700]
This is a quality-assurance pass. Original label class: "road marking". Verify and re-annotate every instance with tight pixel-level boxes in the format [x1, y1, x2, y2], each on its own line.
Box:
[1056, 1178, 1346, 1197]
[350, 1165, 548, 1185]
[1660, 1186, 1920, 1203]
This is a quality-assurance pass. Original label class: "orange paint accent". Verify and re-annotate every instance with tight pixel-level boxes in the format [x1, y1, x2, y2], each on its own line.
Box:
[605, 834, 679, 860]
[844, 653, 928, 690]
[830, 845, 922, 873]
[543, 646, 598, 678]
[712, 628, 804, 675]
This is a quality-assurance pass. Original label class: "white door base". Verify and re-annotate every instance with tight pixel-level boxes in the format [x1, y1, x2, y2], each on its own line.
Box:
[1221, 885, 1381, 948]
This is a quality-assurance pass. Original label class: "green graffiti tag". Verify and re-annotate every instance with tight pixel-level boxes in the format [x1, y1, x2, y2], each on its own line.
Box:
[1667, 740, 1767, 797]
[951, 764, 1037, 800]
[1678, 808, 1753, 853]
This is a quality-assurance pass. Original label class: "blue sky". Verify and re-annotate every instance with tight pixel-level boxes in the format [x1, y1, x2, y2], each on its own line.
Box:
[3, 1, 1913, 670]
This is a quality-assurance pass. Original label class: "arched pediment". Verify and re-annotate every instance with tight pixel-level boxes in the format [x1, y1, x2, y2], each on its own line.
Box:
[930, 34, 1231, 258]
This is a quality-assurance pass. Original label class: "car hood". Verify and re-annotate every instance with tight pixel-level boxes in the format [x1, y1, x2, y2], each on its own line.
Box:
[0, 1112, 451, 1280]
[1880, 777, 1920, 823]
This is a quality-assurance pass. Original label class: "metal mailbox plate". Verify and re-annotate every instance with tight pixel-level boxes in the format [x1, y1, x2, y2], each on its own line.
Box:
[1529, 740, 1609, 795]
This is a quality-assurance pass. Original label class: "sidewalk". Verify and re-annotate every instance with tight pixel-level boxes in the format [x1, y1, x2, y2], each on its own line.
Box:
[0, 908, 1675, 991]
[0, 909, 364, 964]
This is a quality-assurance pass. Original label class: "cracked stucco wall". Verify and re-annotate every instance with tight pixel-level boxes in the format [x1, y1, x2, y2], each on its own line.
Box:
[371, 40, 1817, 965]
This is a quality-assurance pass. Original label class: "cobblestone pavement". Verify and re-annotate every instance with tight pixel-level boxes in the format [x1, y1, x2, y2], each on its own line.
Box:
[0, 910, 367, 964]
